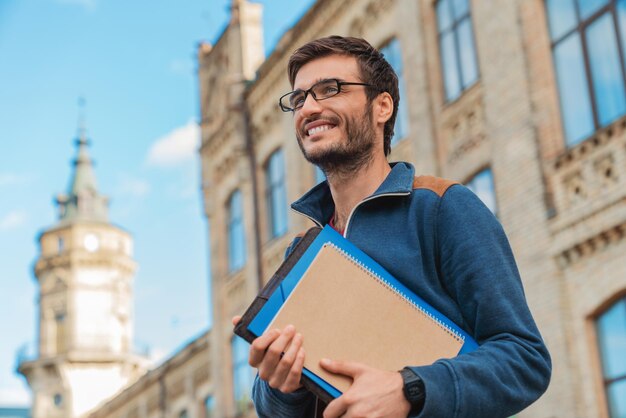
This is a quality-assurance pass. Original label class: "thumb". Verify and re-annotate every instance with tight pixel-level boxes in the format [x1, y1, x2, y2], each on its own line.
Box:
[319, 358, 364, 377]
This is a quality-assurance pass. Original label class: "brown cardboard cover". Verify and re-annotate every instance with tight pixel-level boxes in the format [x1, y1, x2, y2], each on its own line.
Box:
[269, 243, 463, 393]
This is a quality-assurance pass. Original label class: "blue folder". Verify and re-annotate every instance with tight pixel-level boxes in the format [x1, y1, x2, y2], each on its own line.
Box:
[246, 225, 478, 400]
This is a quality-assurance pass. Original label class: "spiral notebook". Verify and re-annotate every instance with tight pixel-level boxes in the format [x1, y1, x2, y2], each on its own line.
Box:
[236, 225, 478, 402]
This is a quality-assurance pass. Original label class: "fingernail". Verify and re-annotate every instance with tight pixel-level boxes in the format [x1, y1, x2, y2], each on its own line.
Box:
[320, 358, 330, 366]
[286, 324, 295, 332]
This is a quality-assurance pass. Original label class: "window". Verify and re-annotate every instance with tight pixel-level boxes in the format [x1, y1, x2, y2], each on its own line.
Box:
[58, 237, 64, 254]
[380, 38, 410, 145]
[227, 190, 246, 272]
[53, 393, 63, 407]
[546, 0, 626, 146]
[265, 149, 288, 239]
[315, 166, 326, 184]
[232, 336, 254, 413]
[436, 0, 480, 102]
[465, 169, 497, 216]
[204, 396, 215, 418]
[597, 297, 626, 418]
[178, 410, 188, 418]
[55, 312, 66, 353]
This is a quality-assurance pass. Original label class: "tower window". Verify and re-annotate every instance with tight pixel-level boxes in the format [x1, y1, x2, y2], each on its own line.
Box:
[54, 393, 63, 407]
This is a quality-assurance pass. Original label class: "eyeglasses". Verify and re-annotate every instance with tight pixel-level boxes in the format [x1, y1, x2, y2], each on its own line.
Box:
[279, 78, 378, 112]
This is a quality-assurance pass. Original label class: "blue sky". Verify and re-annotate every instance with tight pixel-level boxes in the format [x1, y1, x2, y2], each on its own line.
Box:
[0, 0, 314, 407]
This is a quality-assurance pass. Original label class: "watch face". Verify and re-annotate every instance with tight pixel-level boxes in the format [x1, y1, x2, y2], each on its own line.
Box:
[84, 233, 100, 252]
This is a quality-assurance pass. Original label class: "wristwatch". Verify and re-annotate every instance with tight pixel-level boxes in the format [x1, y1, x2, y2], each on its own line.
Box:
[399, 367, 426, 415]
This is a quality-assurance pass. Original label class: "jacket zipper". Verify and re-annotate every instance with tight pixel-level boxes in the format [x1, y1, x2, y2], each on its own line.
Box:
[290, 208, 323, 228]
[291, 191, 411, 237]
[342, 192, 410, 237]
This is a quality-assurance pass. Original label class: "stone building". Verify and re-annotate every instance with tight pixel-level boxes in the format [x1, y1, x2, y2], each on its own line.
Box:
[17, 131, 149, 418]
[198, 0, 626, 418]
[87, 331, 212, 418]
[17, 130, 214, 418]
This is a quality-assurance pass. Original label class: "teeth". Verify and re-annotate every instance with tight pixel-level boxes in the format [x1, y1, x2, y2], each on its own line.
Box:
[307, 125, 333, 136]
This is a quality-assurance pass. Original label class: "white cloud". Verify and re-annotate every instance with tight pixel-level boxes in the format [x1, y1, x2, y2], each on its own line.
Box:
[0, 386, 31, 406]
[115, 175, 150, 198]
[0, 173, 33, 187]
[169, 58, 193, 76]
[146, 121, 200, 168]
[55, 0, 97, 12]
[0, 210, 27, 230]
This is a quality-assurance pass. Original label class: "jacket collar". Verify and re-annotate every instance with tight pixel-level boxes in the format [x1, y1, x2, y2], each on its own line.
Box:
[290, 162, 416, 226]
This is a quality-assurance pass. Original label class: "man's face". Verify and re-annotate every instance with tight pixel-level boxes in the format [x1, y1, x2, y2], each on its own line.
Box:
[292, 55, 377, 174]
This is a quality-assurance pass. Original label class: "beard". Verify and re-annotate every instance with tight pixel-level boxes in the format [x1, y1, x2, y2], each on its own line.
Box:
[295, 103, 376, 178]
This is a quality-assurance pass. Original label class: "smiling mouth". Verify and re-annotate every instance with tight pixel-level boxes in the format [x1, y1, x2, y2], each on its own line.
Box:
[307, 124, 335, 137]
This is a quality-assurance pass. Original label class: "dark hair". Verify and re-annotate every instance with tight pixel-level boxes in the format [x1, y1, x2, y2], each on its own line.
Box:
[288, 36, 400, 156]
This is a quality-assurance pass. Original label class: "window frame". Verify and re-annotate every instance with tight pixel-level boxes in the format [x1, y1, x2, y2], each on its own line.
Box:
[595, 295, 626, 418]
[464, 167, 498, 217]
[435, 0, 481, 102]
[264, 149, 288, 240]
[227, 189, 246, 273]
[547, 0, 626, 146]
[379, 36, 410, 146]
[231, 336, 254, 413]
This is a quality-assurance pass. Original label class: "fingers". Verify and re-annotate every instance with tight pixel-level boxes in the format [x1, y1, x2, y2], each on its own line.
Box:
[281, 346, 305, 392]
[249, 328, 281, 367]
[269, 333, 303, 391]
[257, 325, 297, 380]
[323, 394, 349, 418]
[232, 315, 242, 327]
[319, 358, 364, 378]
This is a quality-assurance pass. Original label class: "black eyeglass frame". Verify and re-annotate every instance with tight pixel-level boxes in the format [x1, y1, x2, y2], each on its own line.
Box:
[278, 78, 379, 112]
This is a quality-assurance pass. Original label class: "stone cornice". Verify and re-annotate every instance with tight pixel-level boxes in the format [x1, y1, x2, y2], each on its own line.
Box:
[556, 219, 626, 267]
[34, 252, 137, 278]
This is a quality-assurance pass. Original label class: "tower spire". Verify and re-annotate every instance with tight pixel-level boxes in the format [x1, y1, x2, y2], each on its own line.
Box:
[55, 100, 109, 223]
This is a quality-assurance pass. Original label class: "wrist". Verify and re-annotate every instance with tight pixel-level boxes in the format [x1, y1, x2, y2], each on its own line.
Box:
[399, 367, 425, 415]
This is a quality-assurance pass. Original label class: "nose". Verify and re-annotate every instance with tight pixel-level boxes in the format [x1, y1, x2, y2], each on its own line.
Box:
[299, 92, 322, 118]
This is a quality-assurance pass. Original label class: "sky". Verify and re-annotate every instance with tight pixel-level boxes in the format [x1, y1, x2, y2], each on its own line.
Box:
[0, 0, 315, 407]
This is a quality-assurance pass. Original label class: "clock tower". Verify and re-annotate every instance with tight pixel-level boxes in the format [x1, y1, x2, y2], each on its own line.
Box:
[19, 127, 147, 418]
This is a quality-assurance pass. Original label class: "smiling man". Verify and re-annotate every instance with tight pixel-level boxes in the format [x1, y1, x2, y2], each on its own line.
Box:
[243, 36, 551, 418]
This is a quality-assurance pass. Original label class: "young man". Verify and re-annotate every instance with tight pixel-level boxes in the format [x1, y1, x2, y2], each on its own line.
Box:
[238, 36, 551, 417]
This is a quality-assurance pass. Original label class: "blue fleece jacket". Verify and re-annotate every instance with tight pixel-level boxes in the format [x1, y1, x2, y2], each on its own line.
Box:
[252, 162, 551, 418]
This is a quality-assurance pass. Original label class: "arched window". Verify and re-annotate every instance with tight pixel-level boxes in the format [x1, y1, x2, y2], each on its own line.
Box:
[265, 149, 288, 239]
[232, 336, 254, 413]
[465, 168, 497, 216]
[596, 296, 626, 417]
[227, 190, 246, 272]
[380, 37, 410, 145]
[204, 395, 215, 418]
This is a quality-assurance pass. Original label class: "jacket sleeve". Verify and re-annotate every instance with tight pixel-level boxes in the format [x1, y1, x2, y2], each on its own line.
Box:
[252, 375, 316, 417]
[251, 235, 318, 417]
[411, 185, 551, 418]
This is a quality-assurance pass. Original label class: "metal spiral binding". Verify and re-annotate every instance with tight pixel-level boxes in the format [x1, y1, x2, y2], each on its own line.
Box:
[325, 243, 465, 344]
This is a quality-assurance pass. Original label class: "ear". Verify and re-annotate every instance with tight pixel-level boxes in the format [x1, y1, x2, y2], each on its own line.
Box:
[373, 92, 394, 125]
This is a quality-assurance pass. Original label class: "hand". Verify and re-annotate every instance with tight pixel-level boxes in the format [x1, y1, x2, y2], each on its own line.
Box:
[234, 315, 304, 394]
[320, 359, 411, 418]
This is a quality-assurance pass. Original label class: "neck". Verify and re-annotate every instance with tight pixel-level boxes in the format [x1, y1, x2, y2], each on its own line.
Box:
[326, 153, 391, 231]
